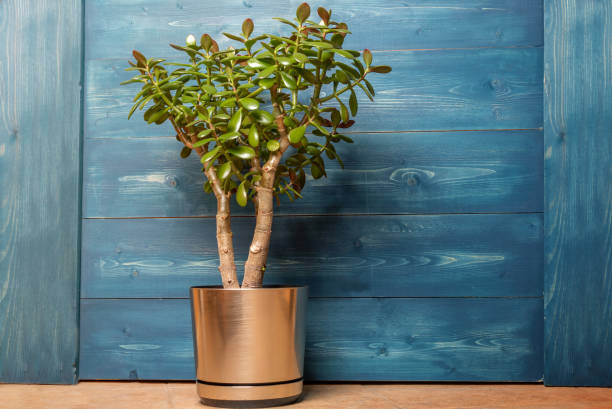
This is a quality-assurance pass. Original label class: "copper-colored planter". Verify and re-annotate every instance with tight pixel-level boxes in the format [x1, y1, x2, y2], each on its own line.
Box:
[190, 286, 308, 408]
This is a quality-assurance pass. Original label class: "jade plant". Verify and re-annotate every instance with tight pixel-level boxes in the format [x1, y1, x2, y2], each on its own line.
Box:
[122, 3, 391, 288]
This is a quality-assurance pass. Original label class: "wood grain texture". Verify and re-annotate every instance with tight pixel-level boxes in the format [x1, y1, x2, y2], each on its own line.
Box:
[0, 0, 81, 383]
[86, 48, 543, 138]
[85, 0, 543, 60]
[4, 383, 612, 409]
[83, 130, 542, 218]
[79, 298, 543, 381]
[81, 214, 543, 298]
[544, 0, 612, 386]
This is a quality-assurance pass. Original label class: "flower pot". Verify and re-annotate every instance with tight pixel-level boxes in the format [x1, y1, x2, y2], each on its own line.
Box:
[190, 286, 308, 408]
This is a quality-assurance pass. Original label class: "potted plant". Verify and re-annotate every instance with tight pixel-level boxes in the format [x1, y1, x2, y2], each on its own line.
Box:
[122, 3, 390, 407]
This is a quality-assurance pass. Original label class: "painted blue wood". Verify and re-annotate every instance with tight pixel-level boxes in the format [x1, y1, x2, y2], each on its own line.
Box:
[81, 214, 543, 298]
[544, 0, 612, 386]
[83, 130, 542, 218]
[0, 0, 81, 384]
[85, 0, 542, 61]
[79, 298, 543, 381]
[86, 48, 542, 138]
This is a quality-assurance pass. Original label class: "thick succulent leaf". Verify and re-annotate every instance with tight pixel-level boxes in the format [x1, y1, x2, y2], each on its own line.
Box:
[239, 98, 260, 111]
[248, 125, 260, 147]
[236, 181, 248, 207]
[217, 161, 232, 180]
[228, 109, 243, 132]
[288, 125, 306, 144]
[227, 146, 256, 159]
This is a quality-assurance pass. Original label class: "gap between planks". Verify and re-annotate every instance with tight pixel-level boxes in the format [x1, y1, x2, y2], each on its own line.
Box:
[83, 211, 544, 220]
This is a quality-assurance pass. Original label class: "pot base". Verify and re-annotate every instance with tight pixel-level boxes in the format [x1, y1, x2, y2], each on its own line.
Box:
[197, 379, 303, 408]
[200, 395, 302, 408]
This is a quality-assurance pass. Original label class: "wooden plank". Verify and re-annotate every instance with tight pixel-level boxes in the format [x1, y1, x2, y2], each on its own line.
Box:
[85, 48, 543, 138]
[85, 0, 543, 61]
[79, 298, 543, 381]
[0, 0, 81, 383]
[83, 130, 543, 218]
[81, 214, 543, 298]
[543, 0, 612, 386]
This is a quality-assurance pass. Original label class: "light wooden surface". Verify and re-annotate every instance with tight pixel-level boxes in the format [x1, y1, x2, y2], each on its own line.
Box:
[543, 0, 612, 386]
[0, 0, 81, 383]
[2, 382, 612, 409]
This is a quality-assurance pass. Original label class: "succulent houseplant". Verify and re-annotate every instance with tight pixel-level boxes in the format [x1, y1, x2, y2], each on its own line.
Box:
[122, 3, 391, 289]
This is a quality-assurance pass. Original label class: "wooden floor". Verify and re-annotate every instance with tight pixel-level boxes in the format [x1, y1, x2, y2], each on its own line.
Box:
[1, 383, 612, 409]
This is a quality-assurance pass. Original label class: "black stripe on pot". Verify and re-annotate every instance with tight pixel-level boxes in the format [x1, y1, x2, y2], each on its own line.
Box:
[197, 377, 303, 387]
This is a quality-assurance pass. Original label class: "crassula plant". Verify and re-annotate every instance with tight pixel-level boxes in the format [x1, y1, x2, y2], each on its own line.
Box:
[122, 3, 391, 288]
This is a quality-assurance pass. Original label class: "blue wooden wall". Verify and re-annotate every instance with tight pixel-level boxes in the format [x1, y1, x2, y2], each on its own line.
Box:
[0, 0, 81, 383]
[544, 0, 612, 386]
[80, 0, 544, 380]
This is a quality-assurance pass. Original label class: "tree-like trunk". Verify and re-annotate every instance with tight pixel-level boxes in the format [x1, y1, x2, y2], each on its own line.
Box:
[178, 127, 240, 289]
[241, 114, 290, 288]
[214, 194, 239, 288]
[242, 183, 274, 288]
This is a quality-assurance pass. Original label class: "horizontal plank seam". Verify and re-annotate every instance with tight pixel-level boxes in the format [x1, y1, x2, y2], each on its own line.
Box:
[85, 44, 544, 62]
[83, 211, 544, 220]
[80, 296, 543, 300]
[85, 128, 544, 140]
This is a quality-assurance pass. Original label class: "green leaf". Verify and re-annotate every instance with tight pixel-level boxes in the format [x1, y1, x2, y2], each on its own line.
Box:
[362, 49, 373, 66]
[201, 146, 220, 163]
[218, 131, 241, 142]
[335, 70, 349, 84]
[257, 65, 276, 79]
[248, 125, 260, 147]
[236, 181, 248, 207]
[311, 162, 323, 179]
[258, 78, 276, 89]
[272, 17, 298, 29]
[198, 129, 213, 138]
[370, 65, 392, 74]
[223, 32, 245, 43]
[288, 125, 306, 144]
[349, 90, 358, 116]
[339, 100, 349, 122]
[201, 84, 217, 94]
[239, 98, 260, 111]
[267, 139, 280, 152]
[217, 162, 232, 180]
[227, 146, 256, 159]
[303, 41, 333, 49]
[296, 2, 311, 23]
[293, 67, 316, 83]
[279, 71, 297, 89]
[364, 79, 375, 96]
[247, 58, 270, 69]
[251, 109, 275, 125]
[277, 56, 293, 66]
[228, 109, 243, 132]
[242, 18, 254, 38]
[193, 137, 215, 148]
[220, 97, 237, 108]
[331, 49, 355, 59]
[293, 52, 308, 64]
[180, 146, 192, 158]
[356, 82, 374, 102]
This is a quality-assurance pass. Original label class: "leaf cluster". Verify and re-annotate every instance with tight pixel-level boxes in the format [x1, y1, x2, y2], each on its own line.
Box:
[122, 2, 391, 207]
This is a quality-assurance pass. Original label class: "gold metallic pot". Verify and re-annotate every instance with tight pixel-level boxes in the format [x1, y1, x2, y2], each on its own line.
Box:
[190, 286, 308, 408]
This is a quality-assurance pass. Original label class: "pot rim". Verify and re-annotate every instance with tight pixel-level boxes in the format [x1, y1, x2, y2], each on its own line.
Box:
[190, 285, 307, 291]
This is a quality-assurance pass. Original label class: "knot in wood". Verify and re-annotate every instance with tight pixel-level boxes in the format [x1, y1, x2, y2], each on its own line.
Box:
[249, 244, 262, 254]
